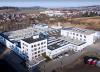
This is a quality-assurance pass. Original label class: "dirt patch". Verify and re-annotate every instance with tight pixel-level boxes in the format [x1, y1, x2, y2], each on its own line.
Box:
[63, 52, 100, 72]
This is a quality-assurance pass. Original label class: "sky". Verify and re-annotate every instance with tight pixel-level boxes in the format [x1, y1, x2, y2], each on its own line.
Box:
[0, 0, 100, 7]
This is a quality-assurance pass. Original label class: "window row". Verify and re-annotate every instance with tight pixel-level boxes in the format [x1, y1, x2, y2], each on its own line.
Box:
[32, 54, 41, 59]
[32, 49, 45, 54]
[73, 37, 86, 41]
[70, 33, 86, 38]
[33, 45, 46, 51]
[31, 42, 46, 48]
[23, 43, 28, 47]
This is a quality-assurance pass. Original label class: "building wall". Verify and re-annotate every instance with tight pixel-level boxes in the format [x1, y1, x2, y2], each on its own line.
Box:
[86, 34, 95, 45]
[0, 35, 26, 59]
[46, 44, 77, 59]
[61, 29, 95, 44]
[21, 39, 47, 61]
[95, 31, 100, 40]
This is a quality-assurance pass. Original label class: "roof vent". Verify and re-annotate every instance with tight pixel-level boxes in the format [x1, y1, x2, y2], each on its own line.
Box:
[33, 34, 39, 39]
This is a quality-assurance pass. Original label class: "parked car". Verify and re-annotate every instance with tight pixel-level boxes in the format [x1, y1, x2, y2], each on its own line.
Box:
[84, 56, 100, 67]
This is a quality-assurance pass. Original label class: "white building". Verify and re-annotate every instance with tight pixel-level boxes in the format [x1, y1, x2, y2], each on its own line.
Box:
[40, 10, 64, 17]
[20, 34, 47, 67]
[46, 27, 96, 59]
[0, 24, 98, 66]
[0, 26, 48, 68]
[20, 34, 47, 61]
[46, 36, 86, 59]
[61, 27, 96, 45]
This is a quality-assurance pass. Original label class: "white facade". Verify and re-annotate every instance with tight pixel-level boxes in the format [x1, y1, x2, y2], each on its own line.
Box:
[46, 27, 96, 59]
[46, 44, 77, 59]
[0, 32, 47, 68]
[20, 35, 47, 61]
[0, 35, 26, 59]
[0, 25, 98, 66]
[95, 31, 100, 39]
[61, 28, 96, 45]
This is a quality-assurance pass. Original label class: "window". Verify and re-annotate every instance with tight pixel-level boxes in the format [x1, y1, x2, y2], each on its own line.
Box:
[41, 50, 44, 52]
[38, 54, 40, 56]
[38, 43, 40, 46]
[34, 44, 36, 47]
[73, 33, 75, 35]
[41, 42, 43, 45]
[76, 34, 78, 36]
[41, 46, 43, 48]
[35, 52, 37, 54]
[84, 36, 86, 38]
[31, 45, 33, 48]
[35, 55, 37, 58]
[80, 35, 82, 37]
[24, 44, 28, 47]
[44, 42, 46, 44]
[27, 56, 29, 58]
[44, 46, 46, 48]
[26, 52, 28, 54]
[26, 45, 28, 47]
[38, 47, 40, 49]
[38, 51, 40, 53]
[34, 48, 37, 51]
[27, 49, 28, 51]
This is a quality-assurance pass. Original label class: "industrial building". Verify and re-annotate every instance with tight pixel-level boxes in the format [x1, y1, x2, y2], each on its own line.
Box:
[20, 34, 47, 67]
[0, 24, 98, 67]
[46, 27, 96, 59]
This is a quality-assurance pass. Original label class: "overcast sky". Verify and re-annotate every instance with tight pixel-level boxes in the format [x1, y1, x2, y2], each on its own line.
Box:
[0, 0, 100, 7]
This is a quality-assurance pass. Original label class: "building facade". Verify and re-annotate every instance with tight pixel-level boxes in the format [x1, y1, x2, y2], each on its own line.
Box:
[20, 34, 47, 61]
[61, 27, 96, 45]
[0, 25, 99, 67]
[46, 27, 96, 59]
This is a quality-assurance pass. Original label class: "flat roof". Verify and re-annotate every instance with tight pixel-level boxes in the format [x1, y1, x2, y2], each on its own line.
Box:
[62, 27, 95, 35]
[48, 40, 70, 50]
[48, 36, 86, 50]
[3, 27, 39, 42]
[22, 37, 46, 44]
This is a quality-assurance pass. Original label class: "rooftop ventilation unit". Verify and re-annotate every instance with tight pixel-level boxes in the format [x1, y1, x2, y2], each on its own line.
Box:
[33, 34, 39, 39]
